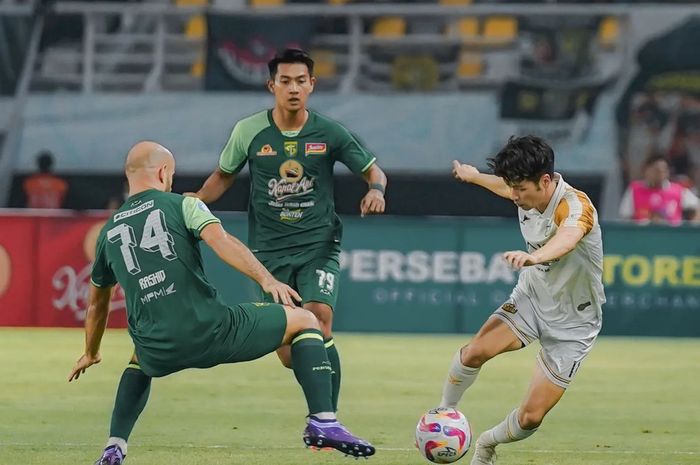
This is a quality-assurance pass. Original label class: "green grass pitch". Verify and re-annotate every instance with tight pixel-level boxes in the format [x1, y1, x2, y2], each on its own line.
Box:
[1, 328, 699, 465]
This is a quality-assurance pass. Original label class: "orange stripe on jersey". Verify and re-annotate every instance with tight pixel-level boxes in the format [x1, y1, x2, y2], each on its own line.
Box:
[554, 198, 570, 227]
[554, 189, 595, 234]
[574, 190, 595, 234]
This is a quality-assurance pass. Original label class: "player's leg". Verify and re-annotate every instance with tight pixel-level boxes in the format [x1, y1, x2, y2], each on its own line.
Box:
[470, 364, 565, 465]
[227, 303, 374, 457]
[94, 352, 152, 465]
[281, 305, 374, 457]
[440, 317, 523, 408]
[297, 248, 342, 410]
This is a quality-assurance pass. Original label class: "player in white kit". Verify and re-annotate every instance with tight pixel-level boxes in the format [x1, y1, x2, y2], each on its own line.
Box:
[442, 135, 605, 465]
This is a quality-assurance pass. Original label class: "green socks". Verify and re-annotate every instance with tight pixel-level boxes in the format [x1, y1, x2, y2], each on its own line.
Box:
[291, 329, 333, 415]
[325, 338, 341, 412]
[109, 365, 151, 441]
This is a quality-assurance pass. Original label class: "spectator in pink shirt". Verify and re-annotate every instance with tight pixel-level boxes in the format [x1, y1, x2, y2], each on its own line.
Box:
[619, 154, 700, 225]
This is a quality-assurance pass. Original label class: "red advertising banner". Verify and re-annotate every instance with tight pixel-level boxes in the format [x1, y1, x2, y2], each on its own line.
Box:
[0, 216, 37, 325]
[0, 213, 127, 328]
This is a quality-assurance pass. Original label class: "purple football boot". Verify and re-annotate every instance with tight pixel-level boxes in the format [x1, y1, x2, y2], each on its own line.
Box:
[93, 445, 125, 465]
[303, 416, 375, 458]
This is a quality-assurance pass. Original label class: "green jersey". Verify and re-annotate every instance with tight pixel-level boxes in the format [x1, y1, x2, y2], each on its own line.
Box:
[219, 109, 376, 254]
[91, 190, 226, 365]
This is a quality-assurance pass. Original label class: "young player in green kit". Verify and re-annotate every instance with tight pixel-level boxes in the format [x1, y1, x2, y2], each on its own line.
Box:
[190, 49, 387, 413]
[69, 141, 375, 465]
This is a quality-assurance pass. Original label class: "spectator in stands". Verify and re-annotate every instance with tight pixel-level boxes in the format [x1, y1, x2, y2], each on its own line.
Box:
[22, 150, 69, 209]
[619, 154, 700, 225]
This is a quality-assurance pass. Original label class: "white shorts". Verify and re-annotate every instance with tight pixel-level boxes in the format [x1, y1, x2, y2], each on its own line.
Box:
[492, 287, 602, 389]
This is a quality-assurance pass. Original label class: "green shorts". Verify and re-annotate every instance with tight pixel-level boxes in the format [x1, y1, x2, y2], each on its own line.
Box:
[257, 243, 341, 310]
[137, 302, 287, 377]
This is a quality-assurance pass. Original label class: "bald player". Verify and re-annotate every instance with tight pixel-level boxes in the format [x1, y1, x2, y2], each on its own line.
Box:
[69, 141, 375, 465]
[446, 136, 605, 465]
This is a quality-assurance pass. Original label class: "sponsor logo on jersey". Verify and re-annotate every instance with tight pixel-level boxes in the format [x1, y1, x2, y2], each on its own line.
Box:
[256, 144, 277, 156]
[284, 141, 298, 157]
[140, 283, 176, 304]
[577, 301, 592, 311]
[501, 302, 517, 313]
[305, 142, 327, 156]
[280, 208, 303, 222]
[279, 159, 304, 183]
[114, 200, 154, 222]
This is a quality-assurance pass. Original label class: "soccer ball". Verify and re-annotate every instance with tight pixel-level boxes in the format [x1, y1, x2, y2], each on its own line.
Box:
[415, 407, 471, 463]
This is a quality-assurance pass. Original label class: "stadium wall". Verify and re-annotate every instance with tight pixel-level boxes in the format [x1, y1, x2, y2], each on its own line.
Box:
[1, 212, 698, 337]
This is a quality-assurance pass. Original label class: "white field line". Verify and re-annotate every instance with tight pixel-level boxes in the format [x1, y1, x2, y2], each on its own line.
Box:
[1, 443, 698, 455]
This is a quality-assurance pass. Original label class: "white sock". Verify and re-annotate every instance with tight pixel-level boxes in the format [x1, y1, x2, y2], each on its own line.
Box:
[479, 409, 537, 446]
[439, 349, 480, 408]
[311, 412, 336, 421]
[106, 437, 128, 455]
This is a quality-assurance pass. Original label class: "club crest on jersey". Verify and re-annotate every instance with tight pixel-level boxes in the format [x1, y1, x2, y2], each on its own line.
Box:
[305, 142, 327, 156]
[501, 302, 517, 314]
[284, 141, 298, 157]
[256, 144, 277, 156]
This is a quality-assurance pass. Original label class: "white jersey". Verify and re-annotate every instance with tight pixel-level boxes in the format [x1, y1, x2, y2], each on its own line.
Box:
[516, 173, 606, 321]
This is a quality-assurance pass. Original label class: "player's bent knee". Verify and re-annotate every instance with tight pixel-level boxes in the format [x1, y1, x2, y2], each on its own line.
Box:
[518, 408, 545, 430]
[460, 343, 490, 368]
[286, 306, 321, 332]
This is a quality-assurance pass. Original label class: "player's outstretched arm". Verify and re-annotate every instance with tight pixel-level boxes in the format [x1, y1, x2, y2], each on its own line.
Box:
[68, 284, 112, 381]
[200, 223, 302, 306]
[452, 160, 512, 199]
[503, 227, 584, 270]
[360, 163, 387, 217]
[186, 168, 236, 204]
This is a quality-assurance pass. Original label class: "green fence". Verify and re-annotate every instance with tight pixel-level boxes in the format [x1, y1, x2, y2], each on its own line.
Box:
[203, 215, 700, 337]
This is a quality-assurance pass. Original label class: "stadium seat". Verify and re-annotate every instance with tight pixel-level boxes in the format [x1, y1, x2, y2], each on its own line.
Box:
[175, 0, 207, 78]
[439, 0, 473, 5]
[327, 0, 349, 4]
[483, 16, 517, 44]
[310, 49, 337, 78]
[457, 50, 483, 78]
[371, 17, 407, 38]
[250, 0, 285, 6]
[446, 17, 479, 41]
[598, 16, 619, 48]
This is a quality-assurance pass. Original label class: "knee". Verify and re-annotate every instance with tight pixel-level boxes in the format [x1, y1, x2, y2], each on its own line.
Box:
[518, 408, 545, 430]
[296, 308, 321, 332]
[460, 343, 491, 369]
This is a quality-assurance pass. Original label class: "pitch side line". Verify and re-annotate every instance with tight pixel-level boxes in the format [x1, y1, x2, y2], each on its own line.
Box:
[1, 443, 698, 455]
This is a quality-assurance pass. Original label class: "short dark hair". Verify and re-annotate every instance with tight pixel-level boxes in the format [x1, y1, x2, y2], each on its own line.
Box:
[643, 153, 668, 168]
[36, 150, 54, 172]
[267, 48, 314, 79]
[487, 135, 555, 184]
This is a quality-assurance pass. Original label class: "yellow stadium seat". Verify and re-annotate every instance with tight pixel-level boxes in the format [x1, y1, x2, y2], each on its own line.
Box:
[185, 15, 205, 39]
[328, 0, 349, 4]
[310, 49, 337, 78]
[175, 0, 207, 5]
[446, 17, 479, 40]
[439, 0, 472, 5]
[372, 17, 407, 38]
[250, 0, 285, 6]
[457, 51, 483, 78]
[598, 16, 619, 48]
[483, 16, 517, 43]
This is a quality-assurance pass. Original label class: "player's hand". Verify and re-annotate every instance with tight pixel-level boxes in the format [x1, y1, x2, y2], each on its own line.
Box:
[503, 250, 538, 270]
[452, 161, 480, 183]
[360, 189, 385, 217]
[68, 353, 101, 382]
[261, 278, 302, 306]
